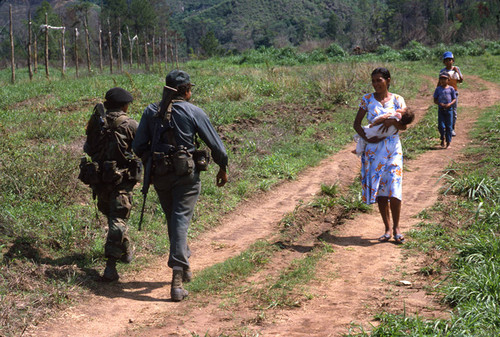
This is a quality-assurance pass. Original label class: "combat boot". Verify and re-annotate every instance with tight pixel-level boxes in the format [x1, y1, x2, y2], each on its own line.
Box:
[183, 266, 192, 283]
[171, 268, 188, 302]
[102, 258, 119, 282]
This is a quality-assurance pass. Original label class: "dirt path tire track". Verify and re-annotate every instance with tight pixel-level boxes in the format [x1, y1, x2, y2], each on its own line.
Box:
[26, 76, 500, 337]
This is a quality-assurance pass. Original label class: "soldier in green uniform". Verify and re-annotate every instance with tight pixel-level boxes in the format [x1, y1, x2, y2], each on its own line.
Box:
[79, 87, 141, 281]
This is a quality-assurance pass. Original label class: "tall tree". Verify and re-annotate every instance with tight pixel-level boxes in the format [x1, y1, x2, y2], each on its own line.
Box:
[199, 30, 221, 57]
[129, 0, 157, 36]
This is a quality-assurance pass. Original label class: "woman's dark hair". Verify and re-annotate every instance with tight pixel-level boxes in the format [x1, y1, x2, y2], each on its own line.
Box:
[371, 67, 391, 89]
[371, 67, 391, 79]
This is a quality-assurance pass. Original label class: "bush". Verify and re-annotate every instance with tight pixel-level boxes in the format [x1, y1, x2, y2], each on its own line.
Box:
[325, 43, 346, 57]
[400, 40, 432, 61]
[375, 45, 402, 61]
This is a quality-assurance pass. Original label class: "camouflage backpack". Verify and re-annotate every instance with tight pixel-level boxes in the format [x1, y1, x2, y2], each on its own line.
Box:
[79, 103, 141, 186]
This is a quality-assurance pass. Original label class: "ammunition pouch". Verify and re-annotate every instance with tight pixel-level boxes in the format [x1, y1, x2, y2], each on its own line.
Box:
[153, 152, 173, 176]
[193, 149, 210, 171]
[78, 157, 100, 185]
[172, 146, 194, 176]
[127, 157, 143, 182]
[102, 160, 123, 185]
[153, 146, 195, 177]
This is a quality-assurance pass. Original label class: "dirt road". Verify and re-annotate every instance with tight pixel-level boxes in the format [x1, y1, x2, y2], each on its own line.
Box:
[26, 76, 500, 336]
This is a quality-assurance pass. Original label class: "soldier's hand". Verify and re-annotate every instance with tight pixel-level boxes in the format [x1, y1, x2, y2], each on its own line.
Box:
[216, 168, 227, 187]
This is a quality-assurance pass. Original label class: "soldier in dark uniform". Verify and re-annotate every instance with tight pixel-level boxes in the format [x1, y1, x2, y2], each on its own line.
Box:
[80, 87, 140, 281]
[133, 70, 228, 301]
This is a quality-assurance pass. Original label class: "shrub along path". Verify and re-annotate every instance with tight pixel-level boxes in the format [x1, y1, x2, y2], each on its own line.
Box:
[25, 76, 500, 336]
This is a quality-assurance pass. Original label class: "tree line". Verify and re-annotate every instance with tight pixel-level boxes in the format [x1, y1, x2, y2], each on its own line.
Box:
[179, 0, 500, 56]
[2, 0, 182, 83]
[2, 0, 500, 83]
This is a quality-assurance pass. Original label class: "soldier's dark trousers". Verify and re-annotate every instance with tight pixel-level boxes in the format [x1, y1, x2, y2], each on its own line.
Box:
[154, 170, 201, 270]
[95, 181, 135, 259]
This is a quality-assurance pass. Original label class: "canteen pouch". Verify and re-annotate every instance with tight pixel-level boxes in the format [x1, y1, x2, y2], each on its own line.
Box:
[127, 158, 143, 182]
[153, 152, 172, 176]
[101, 160, 123, 185]
[78, 157, 101, 185]
[172, 146, 194, 176]
[193, 149, 210, 171]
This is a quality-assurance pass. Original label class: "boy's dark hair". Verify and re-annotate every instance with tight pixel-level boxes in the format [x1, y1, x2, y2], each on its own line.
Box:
[400, 110, 415, 125]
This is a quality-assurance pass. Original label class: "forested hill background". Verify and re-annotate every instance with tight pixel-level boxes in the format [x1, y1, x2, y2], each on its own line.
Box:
[1, 0, 500, 61]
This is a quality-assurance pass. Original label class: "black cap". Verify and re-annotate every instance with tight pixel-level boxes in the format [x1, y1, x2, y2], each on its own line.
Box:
[165, 70, 193, 89]
[105, 87, 134, 104]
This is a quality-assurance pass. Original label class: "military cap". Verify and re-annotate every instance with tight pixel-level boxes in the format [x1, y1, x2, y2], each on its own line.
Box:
[165, 70, 194, 90]
[105, 87, 134, 104]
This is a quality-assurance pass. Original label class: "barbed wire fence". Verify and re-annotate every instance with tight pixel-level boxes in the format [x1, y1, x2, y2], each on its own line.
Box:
[7, 5, 182, 84]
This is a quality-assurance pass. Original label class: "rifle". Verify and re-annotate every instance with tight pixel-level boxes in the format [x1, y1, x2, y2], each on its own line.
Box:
[138, 154, 152, 231]
[137, 119, 160, 231]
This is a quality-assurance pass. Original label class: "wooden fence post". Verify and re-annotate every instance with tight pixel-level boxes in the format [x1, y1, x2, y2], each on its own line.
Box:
[118, 21, 123, 72]
[10, 5, 15, 84]
[74, 28, 79, 78]
[108, 19, 113, 74]
[144, 38, 149, 71]
[34, 33, 38, 73]
[175, 36, 179, 69]
[167, 31, 168, 72]
[84, 17, 92, 73]
[158, 36, 161, 73]
[152, 32, 156, 71]
[126, 26, 133, 67]
[136, 36, 141, 68]
[98, 26, 103, 72]
[28, 10, 33, 81]
[44, 12, 50, 79]
[61, 28, 66, 77]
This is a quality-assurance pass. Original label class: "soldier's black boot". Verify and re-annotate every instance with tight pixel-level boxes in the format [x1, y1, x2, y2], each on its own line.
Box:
[102, 258, 119, 282]
[171, 268, 188, 302]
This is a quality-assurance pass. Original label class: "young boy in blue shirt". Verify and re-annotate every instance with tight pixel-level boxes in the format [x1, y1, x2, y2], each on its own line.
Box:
[440, 51, 464, 136]
[434, 72, 457, 148]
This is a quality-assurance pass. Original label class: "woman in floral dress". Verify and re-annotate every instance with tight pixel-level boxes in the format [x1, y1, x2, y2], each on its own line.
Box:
[353, 67, 409, 243]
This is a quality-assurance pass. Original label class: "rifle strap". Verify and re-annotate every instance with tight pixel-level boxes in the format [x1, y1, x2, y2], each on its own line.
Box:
[157, 101, 179, 148]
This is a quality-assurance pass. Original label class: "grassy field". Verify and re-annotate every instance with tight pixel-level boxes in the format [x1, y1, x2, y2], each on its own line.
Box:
[0, 51, 498, 335]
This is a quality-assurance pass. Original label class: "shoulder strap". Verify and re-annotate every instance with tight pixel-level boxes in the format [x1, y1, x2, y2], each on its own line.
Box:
[111, 115, 129, 130]
[156, 103, 177, 147]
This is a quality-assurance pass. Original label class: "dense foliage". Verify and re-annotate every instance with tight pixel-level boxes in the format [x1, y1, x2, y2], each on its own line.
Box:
[1, 0, 500, 66]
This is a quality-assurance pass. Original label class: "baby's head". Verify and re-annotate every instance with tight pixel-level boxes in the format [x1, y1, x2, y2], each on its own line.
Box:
[400, 110, 415, 125]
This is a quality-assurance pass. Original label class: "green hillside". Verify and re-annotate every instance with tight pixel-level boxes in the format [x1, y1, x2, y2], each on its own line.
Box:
[175, 0, 336, 51]
[1, 0, 499, 64]
[170, 0, 500, 55]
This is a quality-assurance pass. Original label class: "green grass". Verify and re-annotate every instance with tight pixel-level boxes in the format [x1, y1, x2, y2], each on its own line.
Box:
[1, 54, 499, 335]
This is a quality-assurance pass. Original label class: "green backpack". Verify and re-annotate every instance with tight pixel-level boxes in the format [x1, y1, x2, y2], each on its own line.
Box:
[79, 103, 141, 186]
[84, 103, 129, 163]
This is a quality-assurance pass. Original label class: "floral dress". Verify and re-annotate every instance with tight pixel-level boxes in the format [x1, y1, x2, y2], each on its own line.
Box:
[359, 93, 406, 204]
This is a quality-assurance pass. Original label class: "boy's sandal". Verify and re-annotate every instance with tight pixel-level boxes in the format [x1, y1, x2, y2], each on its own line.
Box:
[378, 234, 391, 242]
[394, 234, 405, 244]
